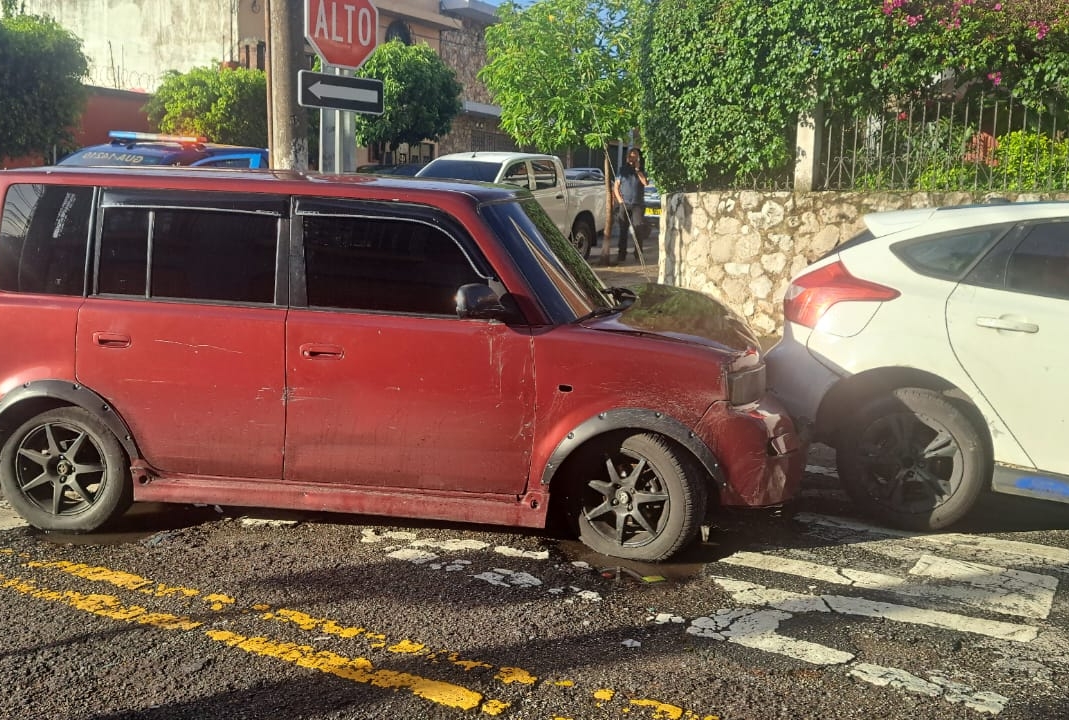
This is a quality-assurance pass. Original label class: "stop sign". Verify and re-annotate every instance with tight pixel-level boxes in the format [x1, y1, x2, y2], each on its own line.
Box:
[305, 0, 379, 70]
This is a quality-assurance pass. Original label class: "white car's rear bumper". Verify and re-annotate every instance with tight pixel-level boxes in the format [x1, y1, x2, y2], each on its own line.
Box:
[765, 323, 842, 431]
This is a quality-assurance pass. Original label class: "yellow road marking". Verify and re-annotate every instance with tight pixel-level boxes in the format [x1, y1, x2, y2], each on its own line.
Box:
[2, 549, 718, 719]
[0, 573, 200, 631]
[496, 667, 538, 685]
[207, 629, 496, 712]
[629, 698, 688, 719]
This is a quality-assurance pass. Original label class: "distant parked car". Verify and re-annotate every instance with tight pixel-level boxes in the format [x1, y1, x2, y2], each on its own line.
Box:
[767, 201, 1069, 531]
[644, 185, 661, 217]
[356, 163, 424, 176]
[417, 152, 607, 259]
[564, 167, 604, 182]
[58, 131, 268, 168]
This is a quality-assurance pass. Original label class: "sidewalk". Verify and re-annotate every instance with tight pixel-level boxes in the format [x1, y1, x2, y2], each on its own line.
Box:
[588, 239, 659, 288]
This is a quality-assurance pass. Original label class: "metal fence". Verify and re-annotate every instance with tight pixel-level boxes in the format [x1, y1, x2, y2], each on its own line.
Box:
[820, 95, 1069, 192]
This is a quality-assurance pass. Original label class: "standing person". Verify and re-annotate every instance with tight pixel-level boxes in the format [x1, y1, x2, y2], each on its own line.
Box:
[613, 148, 648, 262]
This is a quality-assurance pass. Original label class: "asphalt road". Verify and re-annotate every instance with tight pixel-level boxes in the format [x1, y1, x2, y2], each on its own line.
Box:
[2, 445, 1068, 720]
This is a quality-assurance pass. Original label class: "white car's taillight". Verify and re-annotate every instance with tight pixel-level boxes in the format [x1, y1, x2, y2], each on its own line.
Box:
[783, 260, 900, 329]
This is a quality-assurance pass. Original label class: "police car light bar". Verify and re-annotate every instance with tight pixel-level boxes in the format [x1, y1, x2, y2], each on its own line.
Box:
[108, 131, 209, 144]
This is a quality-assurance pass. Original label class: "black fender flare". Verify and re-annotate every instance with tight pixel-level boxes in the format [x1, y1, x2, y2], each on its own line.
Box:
[0, 380, 141, 459]
[539, 408, 725, 490]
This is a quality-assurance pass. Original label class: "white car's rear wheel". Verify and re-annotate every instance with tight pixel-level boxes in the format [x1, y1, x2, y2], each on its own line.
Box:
[836, 388, 988, 531]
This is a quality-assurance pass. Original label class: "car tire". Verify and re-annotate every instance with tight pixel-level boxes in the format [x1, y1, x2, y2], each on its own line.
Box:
[573, 432, 706, 561]
[835, 388, 988, 531]
[0, 406, 132, 532]
[571, 218, 595, 259]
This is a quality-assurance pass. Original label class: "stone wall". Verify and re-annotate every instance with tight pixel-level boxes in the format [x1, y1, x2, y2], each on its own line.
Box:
[658, 190, 1069, 337]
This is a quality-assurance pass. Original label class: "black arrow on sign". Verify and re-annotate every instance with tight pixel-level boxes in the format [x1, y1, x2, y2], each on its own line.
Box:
[298, 70, 384, 115]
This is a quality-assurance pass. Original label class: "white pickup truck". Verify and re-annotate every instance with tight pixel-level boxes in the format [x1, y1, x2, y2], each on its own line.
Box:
[416, 152, 607, 258]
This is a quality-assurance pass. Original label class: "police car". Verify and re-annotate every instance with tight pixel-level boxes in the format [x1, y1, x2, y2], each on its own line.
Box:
[58, 131, 269, 168]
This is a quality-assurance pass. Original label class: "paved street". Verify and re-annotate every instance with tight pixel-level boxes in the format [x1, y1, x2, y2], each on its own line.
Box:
[2, 446, 1068, 719]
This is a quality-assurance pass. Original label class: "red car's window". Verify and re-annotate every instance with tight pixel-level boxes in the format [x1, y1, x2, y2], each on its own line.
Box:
[0, 183, 93, 296]
[96, 206, 278, 303]
[302, 214, 485, 316]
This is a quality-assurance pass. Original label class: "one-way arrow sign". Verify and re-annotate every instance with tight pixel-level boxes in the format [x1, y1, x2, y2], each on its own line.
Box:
[298, 70, 383, 115]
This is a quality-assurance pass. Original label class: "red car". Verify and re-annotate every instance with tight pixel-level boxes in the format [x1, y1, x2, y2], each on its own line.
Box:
[0, 166, 803, 561]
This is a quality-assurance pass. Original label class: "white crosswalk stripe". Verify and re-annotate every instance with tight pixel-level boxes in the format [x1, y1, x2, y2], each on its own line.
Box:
[683, 511, 1069, 715]
[720, 550, 1057, 619]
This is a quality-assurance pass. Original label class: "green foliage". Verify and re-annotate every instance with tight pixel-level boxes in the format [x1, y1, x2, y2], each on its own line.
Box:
[352, 40, 462, 150]
[0, 12, 87, 159]
[641, 0, 1069, 191]
[991, 130, 1069, 191]
[480, 0, 643, 154]
[836, 119, 1068, 192]
[641, 0, 891, 190]
[144, 66, 267, 147]
[877, 0, 1069, 107]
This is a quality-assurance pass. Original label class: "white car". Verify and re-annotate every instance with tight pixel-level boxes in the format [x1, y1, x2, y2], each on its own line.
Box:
[766, 201, 1069, 530]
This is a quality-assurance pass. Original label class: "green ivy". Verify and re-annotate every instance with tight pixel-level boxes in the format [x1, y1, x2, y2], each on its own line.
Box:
[640, 0, 1069, 192]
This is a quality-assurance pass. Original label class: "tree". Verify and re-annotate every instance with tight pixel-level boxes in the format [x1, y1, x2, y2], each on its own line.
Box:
[480, 0, 645, 262]
[641, 0, 1069, 191]
[352, 40, 463, 152]
[876, 0, 1069, 106]
[144, 66, 268, 147]
[0, 10, 88, 160]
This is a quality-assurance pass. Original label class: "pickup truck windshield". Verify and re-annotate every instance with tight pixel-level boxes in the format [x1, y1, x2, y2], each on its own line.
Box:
[481, 198, 612, 322]
[417, 159, 500, 183]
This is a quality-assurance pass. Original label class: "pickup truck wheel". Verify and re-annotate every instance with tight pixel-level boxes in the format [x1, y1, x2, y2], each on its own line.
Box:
[570, 218, 595, 259]
[0, 407, 132, 532]
[573, 432, 706, 561]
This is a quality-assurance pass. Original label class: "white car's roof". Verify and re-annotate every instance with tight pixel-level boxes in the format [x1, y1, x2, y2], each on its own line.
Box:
[864, 201, 1069, 238]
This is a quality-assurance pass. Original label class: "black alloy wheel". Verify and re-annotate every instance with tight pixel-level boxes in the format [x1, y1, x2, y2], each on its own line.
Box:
[575, 432, 705, 561]
[836, 388, 987, 531]
[0, 407, 131, 532]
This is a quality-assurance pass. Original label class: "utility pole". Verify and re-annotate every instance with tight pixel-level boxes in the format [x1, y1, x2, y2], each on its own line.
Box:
[265, 0, 309, 170]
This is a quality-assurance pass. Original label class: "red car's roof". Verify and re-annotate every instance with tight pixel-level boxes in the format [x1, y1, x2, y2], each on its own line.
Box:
[2, 165, 524, 205]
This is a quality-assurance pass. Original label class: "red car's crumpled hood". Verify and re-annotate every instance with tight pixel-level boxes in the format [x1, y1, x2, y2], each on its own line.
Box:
[581, 283, 760, 356]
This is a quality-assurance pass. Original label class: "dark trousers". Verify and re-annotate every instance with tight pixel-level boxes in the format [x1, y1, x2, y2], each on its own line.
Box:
[616, 204, 645, 257]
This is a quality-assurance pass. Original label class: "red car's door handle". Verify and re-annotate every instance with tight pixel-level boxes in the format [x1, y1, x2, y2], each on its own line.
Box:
[975, 317, 1039, 334]
[92, 332, 131, 348]
[299, 343, 344, 359]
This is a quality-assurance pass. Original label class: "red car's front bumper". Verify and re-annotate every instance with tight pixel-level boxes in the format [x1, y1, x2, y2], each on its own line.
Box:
[695, 395, 808, 508]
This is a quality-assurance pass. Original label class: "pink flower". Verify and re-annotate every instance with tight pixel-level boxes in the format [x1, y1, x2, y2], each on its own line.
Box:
[1030, 21, 1050, 41]
[898, 111, 908, 121]
[987, 71, 1002, 86]
[993, 2, 1002, 9]
[906, 13, 923, 26]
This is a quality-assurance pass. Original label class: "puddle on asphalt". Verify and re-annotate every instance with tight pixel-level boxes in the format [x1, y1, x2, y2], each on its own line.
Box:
[553, 537, 721, 584]
[550, 507, 795, 584]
